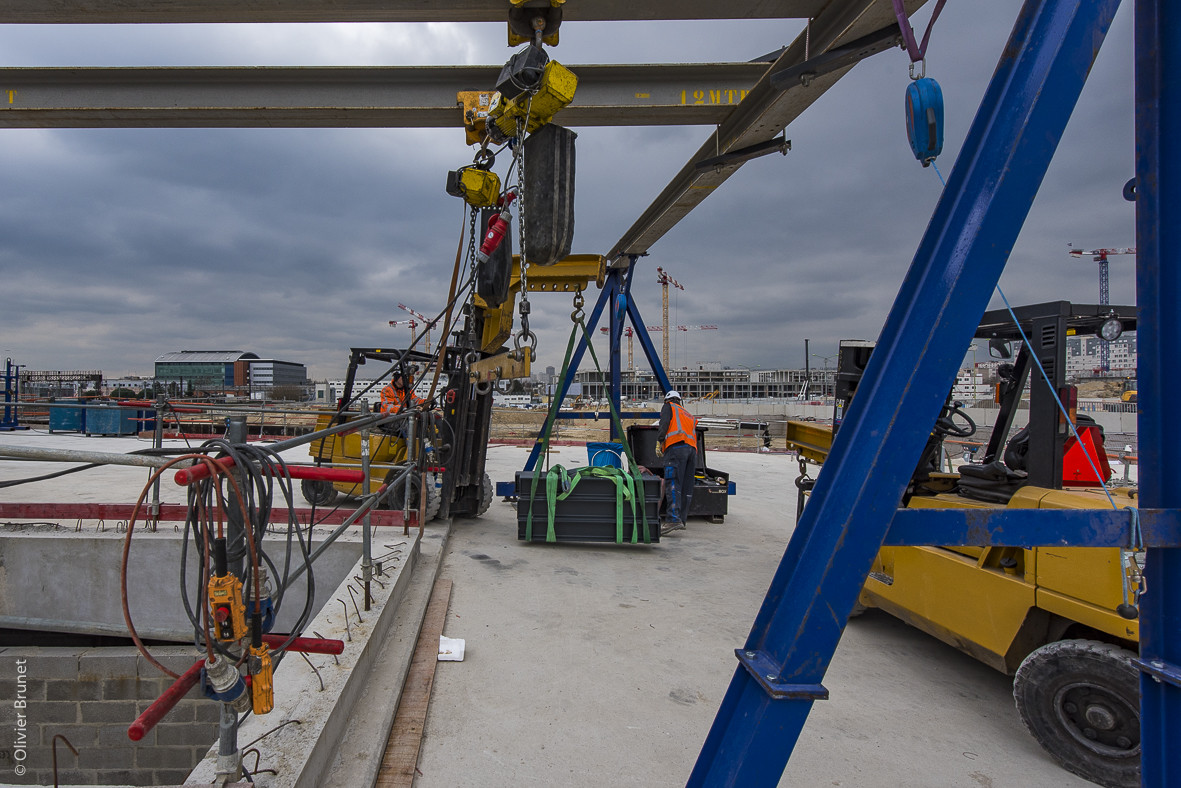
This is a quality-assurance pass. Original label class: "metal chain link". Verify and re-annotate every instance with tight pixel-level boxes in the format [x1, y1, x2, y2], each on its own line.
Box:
[464, 206, 480, 348]
[513, 91, 541, 361]
[515, 112, 530, 334]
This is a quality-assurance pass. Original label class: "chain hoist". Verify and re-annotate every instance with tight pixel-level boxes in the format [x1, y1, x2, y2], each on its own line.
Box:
[513, 108, 538, 362]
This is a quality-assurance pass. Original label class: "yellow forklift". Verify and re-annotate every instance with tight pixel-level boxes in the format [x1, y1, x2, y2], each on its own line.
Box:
[787, 301, 1140, 788]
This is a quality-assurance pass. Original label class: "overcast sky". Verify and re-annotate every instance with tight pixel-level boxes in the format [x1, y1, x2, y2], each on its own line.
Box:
[0, 2, 1137, 381]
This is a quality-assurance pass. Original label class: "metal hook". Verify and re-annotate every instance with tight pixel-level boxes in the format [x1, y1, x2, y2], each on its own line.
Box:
[52, 734, 79, 787]
[346, 585, 364, 623]
[909, 59, 926, 80]
[296, 651, 325, 692]
[337, 599, 352, 641]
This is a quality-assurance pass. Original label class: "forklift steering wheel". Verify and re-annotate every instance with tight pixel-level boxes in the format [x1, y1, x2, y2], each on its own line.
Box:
[936, 404, 976, 438]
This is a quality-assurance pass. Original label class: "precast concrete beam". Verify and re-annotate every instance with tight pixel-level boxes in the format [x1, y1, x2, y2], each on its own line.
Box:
[0, 0, 826, 24]
[0, 62, 768, 128]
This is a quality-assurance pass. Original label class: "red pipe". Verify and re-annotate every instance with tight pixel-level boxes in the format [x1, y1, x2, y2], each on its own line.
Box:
[127, 659, 204, 741]
[263, 634, 345, 655]
[116, 399, 203, 414]
[174, 461, 364, 486]
[173, 456, 235, 485]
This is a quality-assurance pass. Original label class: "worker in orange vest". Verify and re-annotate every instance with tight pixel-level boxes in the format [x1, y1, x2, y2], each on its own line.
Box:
[656, 390, 697, 534]
[380, 371, 423, 436]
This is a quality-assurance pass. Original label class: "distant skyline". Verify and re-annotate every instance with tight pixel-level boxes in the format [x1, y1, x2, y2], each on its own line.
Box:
[0, 3, 1137, 381]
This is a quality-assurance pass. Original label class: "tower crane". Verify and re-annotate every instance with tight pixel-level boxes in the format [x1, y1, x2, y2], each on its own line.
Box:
[387, 318, 419, 345]
[1067, 244, 1136, 372]
[396, 303, 436, 352]
[655, 266, 684, 370]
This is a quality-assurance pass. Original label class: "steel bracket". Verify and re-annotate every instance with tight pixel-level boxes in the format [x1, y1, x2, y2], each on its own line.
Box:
[735, 650, 828, 701]
[468, 351, 530, 383]
[1133, 657, 1181, 690]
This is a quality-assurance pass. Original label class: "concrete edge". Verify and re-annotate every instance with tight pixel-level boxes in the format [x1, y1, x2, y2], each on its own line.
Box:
[319, 522, 453, 788]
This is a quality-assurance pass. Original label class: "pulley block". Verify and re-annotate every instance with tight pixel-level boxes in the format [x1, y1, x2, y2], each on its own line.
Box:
[905, 77, 944, 167]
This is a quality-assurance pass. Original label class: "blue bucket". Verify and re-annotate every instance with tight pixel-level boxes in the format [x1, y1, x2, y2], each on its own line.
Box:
[587, 441, 624, 468]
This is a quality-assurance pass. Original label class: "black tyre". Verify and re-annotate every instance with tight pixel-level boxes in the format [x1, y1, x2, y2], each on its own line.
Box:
[476, 472, 494, 516]
[382, 471, 441, 521]
[301, 479, 338, 506]
[1013, 639, 1140, 788]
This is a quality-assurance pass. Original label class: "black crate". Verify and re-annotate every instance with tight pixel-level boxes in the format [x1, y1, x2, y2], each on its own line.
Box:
[516, 470, 661, 544]
[689, 473, 729, 521]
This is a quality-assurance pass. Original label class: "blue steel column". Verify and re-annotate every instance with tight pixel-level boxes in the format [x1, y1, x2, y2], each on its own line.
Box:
[1134, 0, 1181, 783]
[522, 273, 615, 472]
[688, 1, 1121, 784]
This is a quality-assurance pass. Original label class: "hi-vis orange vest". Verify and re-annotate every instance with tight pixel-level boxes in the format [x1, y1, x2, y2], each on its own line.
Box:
[380, 384, 419, 414]
[664, 402, 698, 450]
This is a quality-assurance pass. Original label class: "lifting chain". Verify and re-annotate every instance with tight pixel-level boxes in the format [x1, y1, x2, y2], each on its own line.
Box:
[512, 108, 538, 363]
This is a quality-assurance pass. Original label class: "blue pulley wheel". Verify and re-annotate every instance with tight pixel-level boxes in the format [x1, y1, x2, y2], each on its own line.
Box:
[905, 77, 944, 167]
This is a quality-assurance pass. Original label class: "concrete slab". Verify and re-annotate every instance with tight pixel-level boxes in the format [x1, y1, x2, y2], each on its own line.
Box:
[413, 445, 1089, 788]
[0, 432, 1094, 786]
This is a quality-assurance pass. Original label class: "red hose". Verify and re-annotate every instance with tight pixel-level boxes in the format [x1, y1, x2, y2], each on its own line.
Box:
[174, 461, 364, 486]
[263, 634, 345, 655]
[127, 659, 204, 741]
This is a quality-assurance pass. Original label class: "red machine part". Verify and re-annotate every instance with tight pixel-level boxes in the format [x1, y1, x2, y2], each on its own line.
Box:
[476, 192, 516, 263]
[1062, 425, 1114, 486]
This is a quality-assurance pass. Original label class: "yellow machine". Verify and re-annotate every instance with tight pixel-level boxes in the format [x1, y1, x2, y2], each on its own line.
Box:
[787, 302, 1142, 788]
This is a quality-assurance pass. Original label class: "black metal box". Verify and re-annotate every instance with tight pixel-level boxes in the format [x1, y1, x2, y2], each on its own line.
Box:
[516, 470, 661, 544]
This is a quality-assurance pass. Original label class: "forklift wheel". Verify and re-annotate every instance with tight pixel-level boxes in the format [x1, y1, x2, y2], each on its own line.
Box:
[382, 471, 441, 521]
[1013, 639, 1140, 788]
[477, 472, 494, 516]
[301, 479, 338, 507]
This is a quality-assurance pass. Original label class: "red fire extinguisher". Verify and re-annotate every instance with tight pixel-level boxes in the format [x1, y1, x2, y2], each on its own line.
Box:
[476, 192, 516, 264]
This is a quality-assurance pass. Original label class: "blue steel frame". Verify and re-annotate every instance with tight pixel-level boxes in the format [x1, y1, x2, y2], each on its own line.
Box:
[1132, 0, 1180, 781]
[520, 255, 671, 473]
[685, 0, 1181, 784]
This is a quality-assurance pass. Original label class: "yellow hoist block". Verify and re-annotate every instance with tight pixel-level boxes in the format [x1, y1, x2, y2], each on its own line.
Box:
[488, 60, 578, 137]
[446, 166, 502, 208]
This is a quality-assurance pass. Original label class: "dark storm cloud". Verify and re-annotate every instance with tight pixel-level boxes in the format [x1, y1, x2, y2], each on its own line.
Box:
[0, 2, 1139, 380]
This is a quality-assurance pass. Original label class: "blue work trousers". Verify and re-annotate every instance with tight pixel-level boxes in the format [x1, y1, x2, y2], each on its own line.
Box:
[663, 442, 696, 524]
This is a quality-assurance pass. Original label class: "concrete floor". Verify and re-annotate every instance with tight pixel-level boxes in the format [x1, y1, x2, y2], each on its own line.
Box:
[0, 431, 1090, 787]
[415, 444, 1089, 788]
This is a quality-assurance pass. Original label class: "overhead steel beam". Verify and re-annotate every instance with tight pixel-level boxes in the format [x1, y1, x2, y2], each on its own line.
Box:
[606, 0, 923, 263]
[0, 62, 766, 128]
[0, 0, 826, 24]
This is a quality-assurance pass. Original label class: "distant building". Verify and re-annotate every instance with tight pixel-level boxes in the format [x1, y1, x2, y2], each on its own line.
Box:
[249, 360, 309, 390]
[314, 376, 437, 409]
[154, 351, 307, 395]
[1066, 334, 1137, 378]
[573, 366, 835, 401]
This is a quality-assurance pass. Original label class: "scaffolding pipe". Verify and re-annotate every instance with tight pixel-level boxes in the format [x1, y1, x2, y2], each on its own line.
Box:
[0, 444, 175, 469]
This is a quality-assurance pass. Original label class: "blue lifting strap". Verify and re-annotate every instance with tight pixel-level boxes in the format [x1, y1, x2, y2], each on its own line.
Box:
[906, 77, 944, 167]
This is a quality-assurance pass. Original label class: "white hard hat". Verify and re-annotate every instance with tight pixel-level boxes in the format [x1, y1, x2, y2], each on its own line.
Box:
[664, 390, 681, 400]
